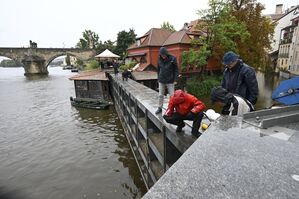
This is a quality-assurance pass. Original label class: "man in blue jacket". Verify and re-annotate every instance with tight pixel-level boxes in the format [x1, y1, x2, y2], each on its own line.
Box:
[221, 51, 259, 105]
[155, 47, 179, 114]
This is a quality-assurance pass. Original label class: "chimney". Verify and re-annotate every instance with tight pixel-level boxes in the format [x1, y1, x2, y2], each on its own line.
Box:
[183, 22, 189, 30]
[275, 4, 283, 14]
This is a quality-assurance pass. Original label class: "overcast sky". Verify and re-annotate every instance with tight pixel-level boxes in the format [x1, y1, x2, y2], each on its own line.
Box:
[0, 0, 298, 48]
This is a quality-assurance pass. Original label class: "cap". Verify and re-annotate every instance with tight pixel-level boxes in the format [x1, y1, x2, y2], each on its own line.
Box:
[223, 51, 239, 65]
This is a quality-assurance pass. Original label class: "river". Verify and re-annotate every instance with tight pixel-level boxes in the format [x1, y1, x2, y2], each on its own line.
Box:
[0, 67, 146, 199]
[0, 66, 286, 199]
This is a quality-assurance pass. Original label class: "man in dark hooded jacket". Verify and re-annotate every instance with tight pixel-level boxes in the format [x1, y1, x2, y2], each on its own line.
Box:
[155, 47, 179, 114]
[221, 51, 259, 105]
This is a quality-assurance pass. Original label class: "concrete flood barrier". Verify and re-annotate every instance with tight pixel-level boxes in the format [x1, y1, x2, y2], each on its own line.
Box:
[109, 74, 198, 189]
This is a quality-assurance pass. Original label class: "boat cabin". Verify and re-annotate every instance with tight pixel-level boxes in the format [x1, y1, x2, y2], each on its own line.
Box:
[69, 70, 111, 101]
[131, 71, 158, 91]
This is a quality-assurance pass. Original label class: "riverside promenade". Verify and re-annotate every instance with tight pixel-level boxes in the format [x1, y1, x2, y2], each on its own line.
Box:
[143, 112, 299, 198]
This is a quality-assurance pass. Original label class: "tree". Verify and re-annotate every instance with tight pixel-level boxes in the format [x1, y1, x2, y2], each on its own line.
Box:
[76, 30, 100, 49]
[197, 0, 250, 61]
[161, 21, 176, 32]
[181, 43, 211, 73]
[229, 0, 276, 70]
[96, 40, 116, 54]
[194, 0, 275, 70]
[115, 29, 136, 59]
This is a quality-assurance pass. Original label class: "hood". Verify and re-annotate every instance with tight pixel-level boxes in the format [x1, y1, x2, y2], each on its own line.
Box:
[173, 90, 185, 104]
[159, 47, 169, 56]
[211, 87, 233, 104]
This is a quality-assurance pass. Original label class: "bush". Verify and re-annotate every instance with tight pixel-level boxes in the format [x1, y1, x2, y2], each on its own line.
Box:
[186, 76, 222, 98]
[75, 59, 83, 66]
[85, 60, 99, 70]
[119, 60, 137, 71]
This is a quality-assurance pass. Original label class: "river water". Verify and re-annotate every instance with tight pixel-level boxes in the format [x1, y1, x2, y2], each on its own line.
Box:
[0, 66, 286, 199]
[0, 67, 146, 199]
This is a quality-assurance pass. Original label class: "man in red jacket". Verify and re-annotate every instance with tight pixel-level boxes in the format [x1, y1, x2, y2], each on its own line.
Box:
[163, 90, 206, 138]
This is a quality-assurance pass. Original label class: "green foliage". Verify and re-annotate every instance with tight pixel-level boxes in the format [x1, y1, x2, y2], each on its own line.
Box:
[229, 0, 276, 69]
[85, 60, 100, 70]
[181, 45, 211, 71]
[0, 59, 22, 67]
[195, 0, 275, 69]
[197, 0, 250, 60]
[161, 21, 176, 32]
[75, 59, 83, 66]
[96, 40, 116, 54]
[76, 30, 100, 49]
[119, 61, 137, 71]
[186, 76, 222, 97]
[115, 29, 136, 59]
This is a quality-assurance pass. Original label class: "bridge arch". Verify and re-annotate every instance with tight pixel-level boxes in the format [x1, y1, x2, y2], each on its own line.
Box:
[0, 55, 24, 67]
[46, 53, 79, 67]
[0, 47, 96, 75]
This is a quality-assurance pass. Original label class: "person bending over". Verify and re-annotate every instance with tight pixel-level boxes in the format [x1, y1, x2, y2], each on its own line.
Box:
[211, 86, 254, 116]
[163, 90, 206, 138]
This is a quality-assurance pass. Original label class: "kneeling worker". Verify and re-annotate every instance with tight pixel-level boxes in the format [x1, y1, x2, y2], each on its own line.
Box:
[163, 90, 206, 138]
[211, 86, 254, 116]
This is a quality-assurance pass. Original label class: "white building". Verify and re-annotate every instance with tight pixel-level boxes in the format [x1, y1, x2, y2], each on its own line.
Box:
[270, 5, 299, 53]
[288, 15, 299, 74]
[276, 7, 299, 74]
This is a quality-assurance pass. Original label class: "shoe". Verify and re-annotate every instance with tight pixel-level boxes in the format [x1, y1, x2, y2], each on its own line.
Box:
[176, 123, 185, 132]
[155, 108, 162, 114]
[192, 132, 202, 138]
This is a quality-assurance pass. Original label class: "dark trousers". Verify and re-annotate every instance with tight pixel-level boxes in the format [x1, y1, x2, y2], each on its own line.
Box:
[163, 112, 204, 136]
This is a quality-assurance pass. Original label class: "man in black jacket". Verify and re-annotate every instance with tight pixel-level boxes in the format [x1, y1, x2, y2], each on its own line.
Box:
[221, 51, 259, 105]
[155, 47, 179, 114]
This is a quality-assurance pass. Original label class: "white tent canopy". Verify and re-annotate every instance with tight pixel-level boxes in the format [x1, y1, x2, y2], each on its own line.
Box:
[95, 49, 120, 58]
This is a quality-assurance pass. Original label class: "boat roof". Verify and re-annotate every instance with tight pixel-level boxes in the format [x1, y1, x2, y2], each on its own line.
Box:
[69, 70, 108, 81]
[131, 71, 157, 80]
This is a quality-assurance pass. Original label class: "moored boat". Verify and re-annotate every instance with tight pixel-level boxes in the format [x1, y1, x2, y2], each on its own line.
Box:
[70, 97, 112, 110]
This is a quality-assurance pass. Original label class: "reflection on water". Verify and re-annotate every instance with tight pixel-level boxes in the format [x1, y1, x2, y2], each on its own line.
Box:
[0, 67, 146, 199]
[254, 72, 286, 109]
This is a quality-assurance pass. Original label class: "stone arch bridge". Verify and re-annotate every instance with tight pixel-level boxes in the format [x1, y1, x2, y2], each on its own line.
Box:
[0, 47, 96, 75]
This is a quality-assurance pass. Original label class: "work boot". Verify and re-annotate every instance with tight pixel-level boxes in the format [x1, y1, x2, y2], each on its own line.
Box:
[155, 108, 162, 114]
[192, 132, 202, 138]
[176, 123, 185, 132]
